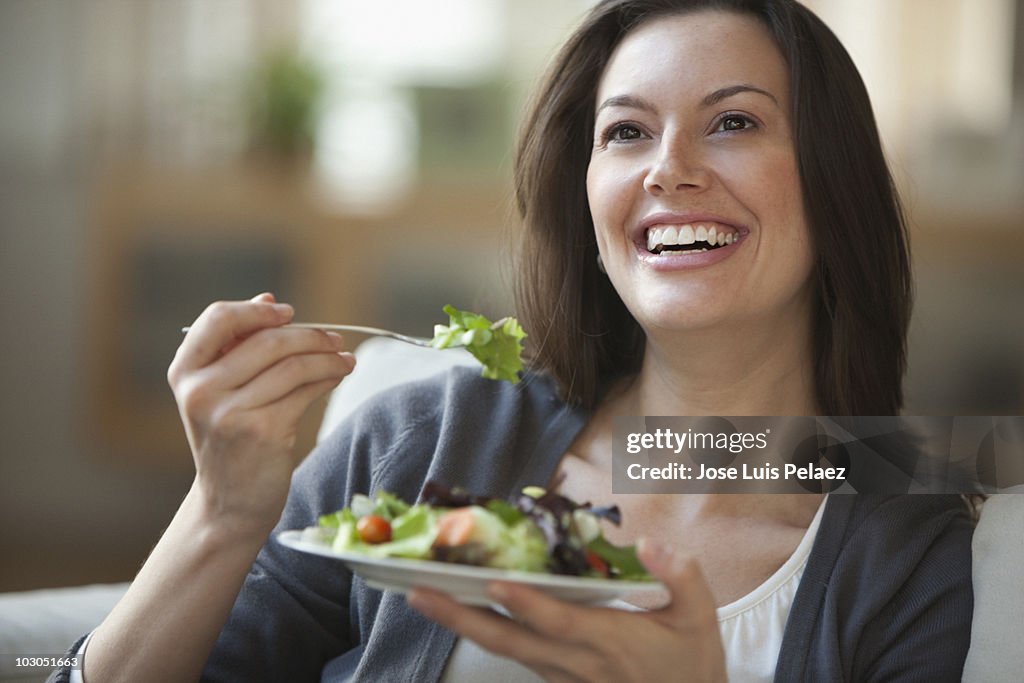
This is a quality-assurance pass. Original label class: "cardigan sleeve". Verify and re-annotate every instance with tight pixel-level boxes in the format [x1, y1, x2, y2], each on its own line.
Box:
[850, 501, 974, 682]
[777, 495, 975, 683]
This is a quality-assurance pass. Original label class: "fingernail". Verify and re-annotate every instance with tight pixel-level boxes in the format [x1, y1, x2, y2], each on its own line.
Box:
[326, 332, 344, 349]
[339, 352, 356, 370]
[273, 303, 293, 316]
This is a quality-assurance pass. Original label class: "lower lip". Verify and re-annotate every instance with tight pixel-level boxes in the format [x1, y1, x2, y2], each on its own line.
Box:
[635, 237, 744, 271]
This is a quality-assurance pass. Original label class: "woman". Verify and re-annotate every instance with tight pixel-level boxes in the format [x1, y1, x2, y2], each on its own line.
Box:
[57, 1, 973, 682]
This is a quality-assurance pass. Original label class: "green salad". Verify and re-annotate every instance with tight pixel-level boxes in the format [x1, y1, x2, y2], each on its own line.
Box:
[430, 305, 526, 384]
[314, 482, 650, 580]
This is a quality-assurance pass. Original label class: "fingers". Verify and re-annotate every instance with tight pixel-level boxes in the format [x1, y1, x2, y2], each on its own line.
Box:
[637, 538, 717, 628]
[484, 582, 611, 646]
[407, 588, 582, 675]
[227, 349, 355, 411]
[211, 327, 349, 390]
[169, 294, 356, 452]
[171, 297, 294, 377]
[409, 551, 726, 683]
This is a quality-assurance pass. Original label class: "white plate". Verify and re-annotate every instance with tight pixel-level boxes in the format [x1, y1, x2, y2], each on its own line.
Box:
[277, 530, 666, 606]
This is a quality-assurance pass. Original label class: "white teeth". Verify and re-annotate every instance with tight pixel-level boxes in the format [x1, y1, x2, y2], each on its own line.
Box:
[678, 224, 695, 245]
[644, 223, 740, 253]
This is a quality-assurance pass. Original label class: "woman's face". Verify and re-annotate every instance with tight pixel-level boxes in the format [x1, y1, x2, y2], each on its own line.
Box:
[587, 11, 814, 337]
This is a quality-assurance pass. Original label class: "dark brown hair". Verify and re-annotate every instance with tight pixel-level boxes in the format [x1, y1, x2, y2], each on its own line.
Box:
[513, 0, 911, 415]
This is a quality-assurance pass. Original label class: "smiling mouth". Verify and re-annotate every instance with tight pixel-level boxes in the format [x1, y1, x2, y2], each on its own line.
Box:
[646, 224, 739, 255]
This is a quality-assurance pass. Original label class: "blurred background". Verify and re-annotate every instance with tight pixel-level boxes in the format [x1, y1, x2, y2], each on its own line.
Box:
[0, 0, 1021, 592]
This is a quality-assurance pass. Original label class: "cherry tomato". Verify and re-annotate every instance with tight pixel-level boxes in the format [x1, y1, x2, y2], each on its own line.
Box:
[585, 550, 610, 577]
[357, 514, 392, 544]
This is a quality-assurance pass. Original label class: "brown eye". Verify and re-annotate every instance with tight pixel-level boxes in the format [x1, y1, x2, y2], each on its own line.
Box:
[718, 115, 753, 132]
[604, 123, 645, 143]
[615, 124, 642, 139]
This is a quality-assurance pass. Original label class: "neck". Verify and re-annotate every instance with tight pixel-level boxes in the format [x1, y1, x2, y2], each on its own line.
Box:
[619, 315, 819, 417]
[581, 312, 823, 522]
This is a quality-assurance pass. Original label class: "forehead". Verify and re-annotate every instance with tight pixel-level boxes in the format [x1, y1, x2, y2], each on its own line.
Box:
[596, 10, 790, 106]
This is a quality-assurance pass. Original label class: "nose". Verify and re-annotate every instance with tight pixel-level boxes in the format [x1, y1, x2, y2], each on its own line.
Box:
[642, 138, 711, 195]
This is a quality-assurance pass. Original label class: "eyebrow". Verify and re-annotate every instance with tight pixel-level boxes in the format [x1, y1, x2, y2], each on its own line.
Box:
[595, 84, 779, 115]
[595, 94, 657, 116]
[702, 84, 778, 107]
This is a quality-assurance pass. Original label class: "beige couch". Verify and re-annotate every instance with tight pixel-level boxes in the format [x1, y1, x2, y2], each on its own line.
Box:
[1, 339, 1020, 682]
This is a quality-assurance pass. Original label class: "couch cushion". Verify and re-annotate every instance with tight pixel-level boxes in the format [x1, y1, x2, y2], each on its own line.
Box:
[318, 337, 474, 443]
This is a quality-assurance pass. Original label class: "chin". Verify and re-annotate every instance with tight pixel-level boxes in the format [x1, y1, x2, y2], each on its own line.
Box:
[630, 302, 733, 335]
[620, 281, 731, 332]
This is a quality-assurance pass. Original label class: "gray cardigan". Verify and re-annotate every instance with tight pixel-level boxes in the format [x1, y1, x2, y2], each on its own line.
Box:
[54, 368, 975, 682]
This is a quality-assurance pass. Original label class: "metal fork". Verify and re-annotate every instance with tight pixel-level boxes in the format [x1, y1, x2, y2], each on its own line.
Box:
[180, 322, 434, 347]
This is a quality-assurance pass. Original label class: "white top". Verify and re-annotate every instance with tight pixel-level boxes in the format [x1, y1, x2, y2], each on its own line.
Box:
[441, 496, 827, 683]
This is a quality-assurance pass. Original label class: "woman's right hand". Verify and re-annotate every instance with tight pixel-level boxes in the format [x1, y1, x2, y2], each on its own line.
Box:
[167, 293, 355, 537]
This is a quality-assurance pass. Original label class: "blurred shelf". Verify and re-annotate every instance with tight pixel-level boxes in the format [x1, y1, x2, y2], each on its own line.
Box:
[84, 161, 512, 471]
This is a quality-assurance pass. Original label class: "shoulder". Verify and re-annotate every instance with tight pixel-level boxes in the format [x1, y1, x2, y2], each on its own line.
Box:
[338, 366, 570, 445]
[829, 494, 974, 537]
[381, 365, 566, 414]
[826, 494, 973, 565]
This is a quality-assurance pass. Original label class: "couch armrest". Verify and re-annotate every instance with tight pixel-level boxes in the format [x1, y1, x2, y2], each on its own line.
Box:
[0, 583, 128, 682]
[962, 494, 1024, 682]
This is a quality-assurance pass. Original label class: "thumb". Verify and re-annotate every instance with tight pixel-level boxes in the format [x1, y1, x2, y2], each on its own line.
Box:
[251, 292, 277, 303]
[637, 537, 717, 626]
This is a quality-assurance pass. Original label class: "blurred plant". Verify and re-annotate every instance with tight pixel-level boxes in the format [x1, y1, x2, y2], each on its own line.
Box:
[246, 47, 326, 163]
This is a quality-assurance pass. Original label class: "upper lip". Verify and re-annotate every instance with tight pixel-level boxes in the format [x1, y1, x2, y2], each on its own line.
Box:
[634, 211, 747, 244]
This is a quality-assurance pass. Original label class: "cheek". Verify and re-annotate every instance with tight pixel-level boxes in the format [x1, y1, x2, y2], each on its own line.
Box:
[721, 150, 807, 233]
[587, 159, 641, 231]
[586, 162, 618, 248]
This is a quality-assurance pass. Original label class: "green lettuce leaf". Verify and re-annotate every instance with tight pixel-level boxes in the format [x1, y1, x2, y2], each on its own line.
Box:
[430, 305, 526, 384]
[318, 507, 356, 529]
[586, 536, 651, 580]
[371, 491, 410, 520]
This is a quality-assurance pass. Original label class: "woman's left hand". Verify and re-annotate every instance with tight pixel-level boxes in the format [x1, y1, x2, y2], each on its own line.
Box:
[407, 539, 728, 683]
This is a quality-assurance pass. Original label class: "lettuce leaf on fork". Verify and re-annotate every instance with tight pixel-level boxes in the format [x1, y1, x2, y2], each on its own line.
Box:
[430, 305, 527, 384]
